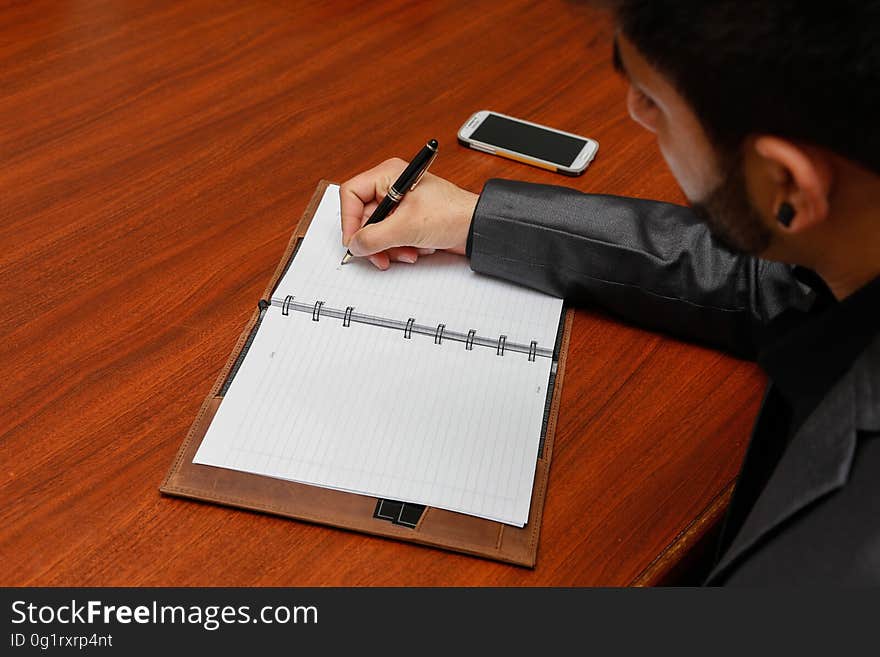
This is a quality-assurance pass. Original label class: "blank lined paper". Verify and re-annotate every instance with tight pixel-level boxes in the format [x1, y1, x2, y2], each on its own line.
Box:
[275, 184, 563, 350]
[194, 306, 552, 526]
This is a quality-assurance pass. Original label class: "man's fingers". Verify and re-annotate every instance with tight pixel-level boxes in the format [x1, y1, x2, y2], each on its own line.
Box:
[360, 201, 379, 225]
[349, 247, 418, 268]
[347, 224, 385, 256]
[340, 201, 380, 246]
[348, 215, 417, 256]
[386, 247, 419, 264]
[339, 167, 388, 244]
[339, 159, 406, 246]
[367, 253, 390, 270]
[339, 159, 475, 262]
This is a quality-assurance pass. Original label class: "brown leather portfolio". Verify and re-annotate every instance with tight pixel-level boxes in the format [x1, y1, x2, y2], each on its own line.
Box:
[160, 180, 574, 567]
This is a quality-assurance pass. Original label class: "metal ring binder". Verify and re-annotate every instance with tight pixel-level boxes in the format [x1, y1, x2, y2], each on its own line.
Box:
[268, 295, 554, 360]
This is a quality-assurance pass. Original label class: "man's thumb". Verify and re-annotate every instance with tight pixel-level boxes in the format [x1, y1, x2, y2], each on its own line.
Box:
[348, 220, 408, 256]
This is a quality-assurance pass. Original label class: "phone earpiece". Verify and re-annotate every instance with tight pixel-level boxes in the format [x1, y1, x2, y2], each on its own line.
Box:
[776, 202, 795, 227]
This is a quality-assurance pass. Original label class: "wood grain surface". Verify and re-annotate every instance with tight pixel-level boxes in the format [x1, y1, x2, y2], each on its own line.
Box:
[0, 0, 764, 585]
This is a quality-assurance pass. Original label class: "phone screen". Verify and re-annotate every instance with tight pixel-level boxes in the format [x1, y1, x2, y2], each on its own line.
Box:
[469, 114, 587, 167]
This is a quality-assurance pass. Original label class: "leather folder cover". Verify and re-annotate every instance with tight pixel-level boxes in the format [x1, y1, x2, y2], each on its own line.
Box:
[160, 179, 574, 567]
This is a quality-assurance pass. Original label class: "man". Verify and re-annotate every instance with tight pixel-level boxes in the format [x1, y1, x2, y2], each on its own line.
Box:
[337, 1, 879, 584]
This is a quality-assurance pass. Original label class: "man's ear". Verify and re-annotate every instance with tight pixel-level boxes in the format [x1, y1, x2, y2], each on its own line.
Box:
[754, 136, 834, 233]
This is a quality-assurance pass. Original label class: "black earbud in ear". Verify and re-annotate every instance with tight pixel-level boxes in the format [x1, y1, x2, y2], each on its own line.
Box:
[776, 202, 795, 227]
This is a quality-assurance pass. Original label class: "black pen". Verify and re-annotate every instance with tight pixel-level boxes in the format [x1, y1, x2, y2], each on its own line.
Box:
[341, 139, 439, 265]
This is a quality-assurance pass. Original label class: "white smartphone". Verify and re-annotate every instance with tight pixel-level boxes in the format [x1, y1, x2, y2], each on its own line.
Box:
[457, 110, 599, 176]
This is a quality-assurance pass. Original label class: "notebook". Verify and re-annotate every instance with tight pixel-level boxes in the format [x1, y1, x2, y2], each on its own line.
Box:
[161, 180, 573, 564]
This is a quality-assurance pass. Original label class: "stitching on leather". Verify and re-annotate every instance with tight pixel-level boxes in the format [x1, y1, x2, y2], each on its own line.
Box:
[162, 485, 517, 558]
[526, 310, 572, 555]
[165, 485, 381, 526]
[161, 312, 256, 490]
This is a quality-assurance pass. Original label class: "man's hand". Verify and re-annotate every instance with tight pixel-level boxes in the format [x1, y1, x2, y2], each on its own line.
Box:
[340, 158, 479, 270]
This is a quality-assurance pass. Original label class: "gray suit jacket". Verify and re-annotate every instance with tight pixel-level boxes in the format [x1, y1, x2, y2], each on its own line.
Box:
[469, 179, 880, 585]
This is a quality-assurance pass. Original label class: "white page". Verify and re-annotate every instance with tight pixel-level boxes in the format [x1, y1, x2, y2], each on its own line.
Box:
[275, 184, 563, 351]
[194, 307, 551, 526]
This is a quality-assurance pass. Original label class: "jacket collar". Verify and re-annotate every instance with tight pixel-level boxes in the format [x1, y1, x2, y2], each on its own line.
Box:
[757, 273, 880, 418]
[707, 334, 880, 583]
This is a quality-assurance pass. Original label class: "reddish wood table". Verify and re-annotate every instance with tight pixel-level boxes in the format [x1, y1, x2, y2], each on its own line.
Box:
[0, 0, 764, 585]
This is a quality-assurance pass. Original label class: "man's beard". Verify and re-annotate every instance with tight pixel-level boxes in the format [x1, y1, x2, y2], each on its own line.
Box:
[689, 156, 773, 255]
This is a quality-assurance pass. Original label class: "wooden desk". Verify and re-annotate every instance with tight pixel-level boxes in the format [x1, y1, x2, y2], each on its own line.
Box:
[0, 0, 764, 585]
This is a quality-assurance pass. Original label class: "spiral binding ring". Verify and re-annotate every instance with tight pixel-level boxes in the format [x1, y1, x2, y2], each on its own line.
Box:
[496, 334, 507, 356]
[343, 306, 354, 327]
[434, 323, 445, 344]
[528, 340, 538, 362]
[466, 329, 476, 350]
[282, 295, 294, 316]
[404, 318, 415, 339]
[312, 300, 324, 321]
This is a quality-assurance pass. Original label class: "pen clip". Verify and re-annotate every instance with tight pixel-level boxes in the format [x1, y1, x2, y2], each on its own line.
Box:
[410, 150, 438, 191]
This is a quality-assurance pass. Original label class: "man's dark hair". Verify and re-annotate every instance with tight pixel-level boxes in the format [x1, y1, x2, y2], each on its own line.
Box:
[606, 0, 880, 173]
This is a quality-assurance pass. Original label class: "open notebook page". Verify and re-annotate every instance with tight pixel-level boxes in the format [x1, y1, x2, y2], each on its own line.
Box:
[194, 306, 552, 526]
[275, 184, 563, 350]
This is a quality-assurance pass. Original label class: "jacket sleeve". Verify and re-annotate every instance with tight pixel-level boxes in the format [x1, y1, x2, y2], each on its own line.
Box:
[468, 179, 813, 359]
